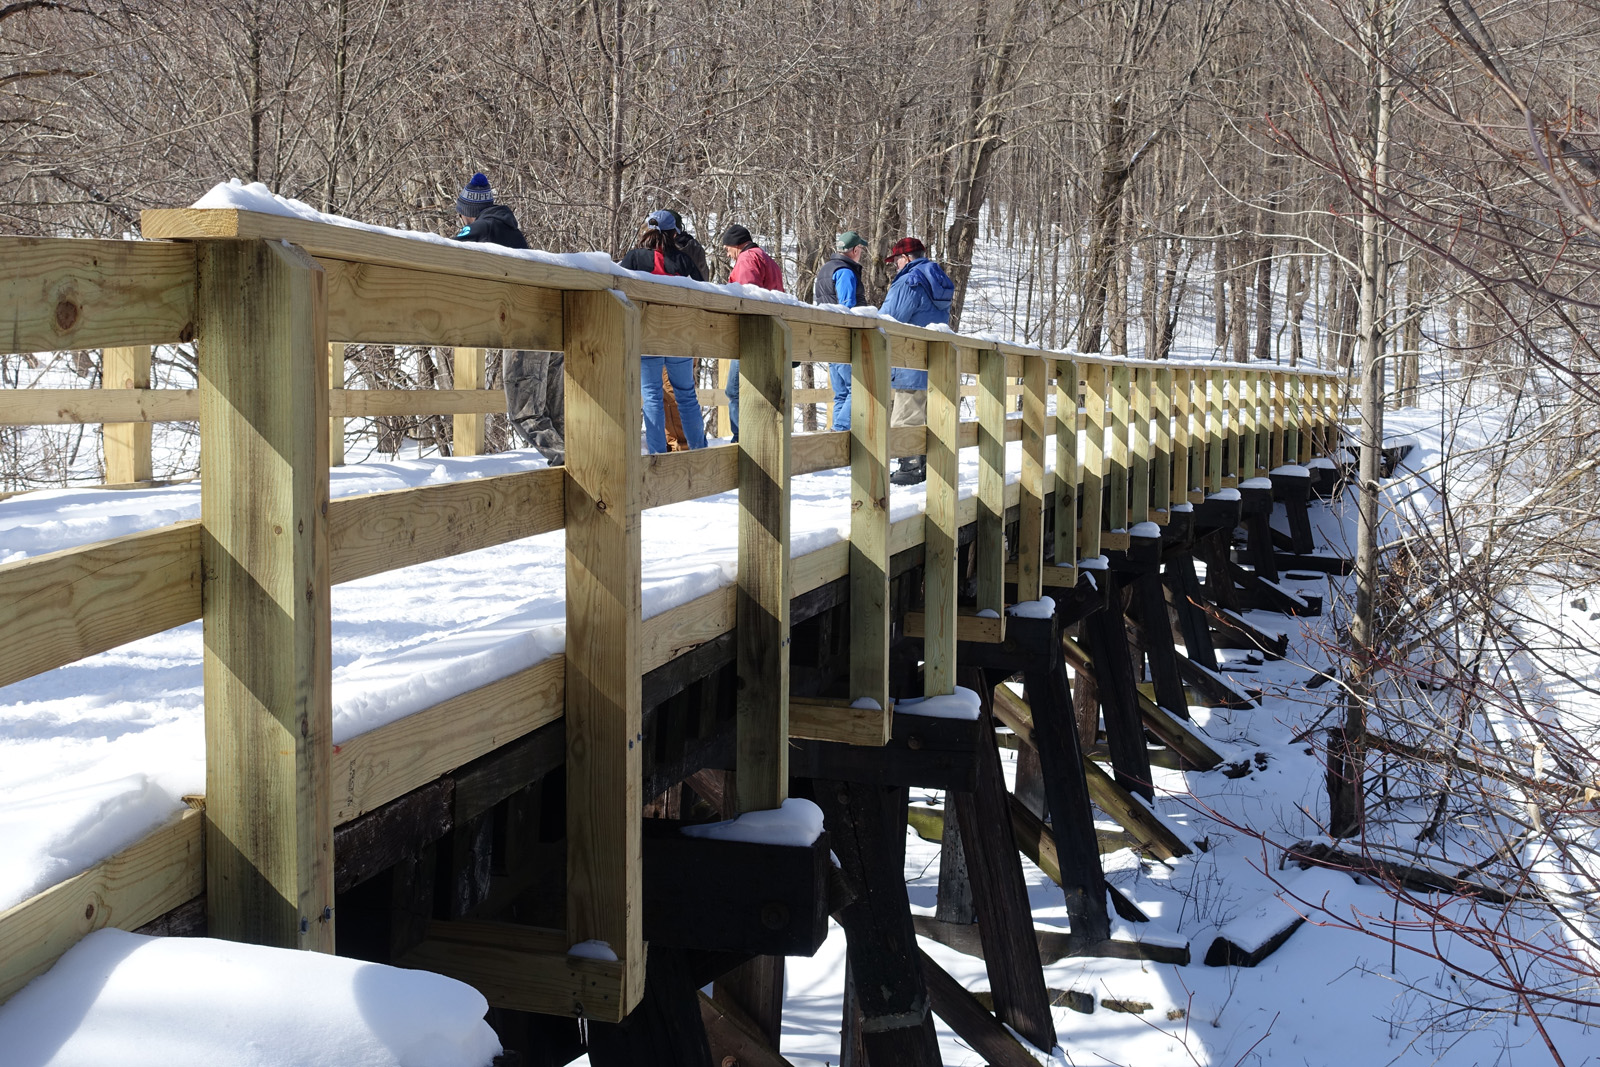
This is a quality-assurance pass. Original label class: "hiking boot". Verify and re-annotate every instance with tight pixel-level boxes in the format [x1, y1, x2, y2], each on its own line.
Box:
[890, 455, 926, 486]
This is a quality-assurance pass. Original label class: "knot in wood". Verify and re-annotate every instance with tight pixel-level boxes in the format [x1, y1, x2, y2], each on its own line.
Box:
[759, 901, 789, 930]
[54, 300, 79, 331]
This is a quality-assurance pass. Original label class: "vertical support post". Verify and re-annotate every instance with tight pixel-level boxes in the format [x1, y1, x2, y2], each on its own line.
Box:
[1153, 367, 1172, 516]
[197, 239, 333, 950]
[1079, 363, 1106, 560]
[327, 343, 346, 467]
[1177, 369, 1200, 501]
[1235, 369, 1248, 483]
[852, 328, 892, 713]
[453, 346, 486, 457]
[1270, 372, 1287, 469]
[976, 346, 1007, 615]
[737, 316, 792, 813]
[1108, 365, 1130, 529]
[923, 340, 960, 696]
[1207, 370, 1225, 490]
[563, 288, 645, 1010]
[1129, 366, 1151, 526]
[1052, 358, 1079, 584]
[1017, 352, 1046, 603]
[1282, 373, 1299, 467]
[103, 345, 152, 484]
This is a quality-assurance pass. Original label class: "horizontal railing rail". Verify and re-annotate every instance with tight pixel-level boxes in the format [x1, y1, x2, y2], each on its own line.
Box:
[0, 212, 1344, 1016]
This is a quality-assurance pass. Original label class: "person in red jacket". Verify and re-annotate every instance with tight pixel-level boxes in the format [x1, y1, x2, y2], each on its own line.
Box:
[720, 225, 785, 442]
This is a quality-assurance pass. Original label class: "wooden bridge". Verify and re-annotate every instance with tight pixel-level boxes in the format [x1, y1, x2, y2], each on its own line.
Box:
[0, 209, 1346, 1065]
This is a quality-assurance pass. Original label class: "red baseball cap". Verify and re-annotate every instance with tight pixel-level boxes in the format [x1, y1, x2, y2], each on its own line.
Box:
[885, 237, 925, 262]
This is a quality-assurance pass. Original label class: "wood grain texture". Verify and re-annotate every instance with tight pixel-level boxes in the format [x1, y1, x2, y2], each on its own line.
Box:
[1017, 354, 1047, 603]
[399, 920, 631, 1021]
[196, 237, 333, 951]
[1080, 364, 1106, 559]
[922, 340, 960, 696]
[1108, 365, 1131, 530]
[0, 388, 197, 426]
[1082, 758, 1191, 861]
[453, 347, 486, 456]
[641, 445, 737, 510]
[320, 258, 562, 349]
[330, 656, 565, 823]
[789, 697, 891, 747]
[328, 389, 505, 417]
[1052, 359, 1078, 585]
[850, 327, 892, 714]
[1153, 368, 1172, 514]
[327, 467, 565, 584]
[1129, 366, 1151, 526]
[0, 809, 204, 1004]
[0, 237, 195, 356]
[560, 288, 645, 1012]
[976, 347, 1007, 616]
[102, 346, 152, 483]
[735, 315, 792, 813]
[0, 521, 202, 690]
[329, 343, 347, 467]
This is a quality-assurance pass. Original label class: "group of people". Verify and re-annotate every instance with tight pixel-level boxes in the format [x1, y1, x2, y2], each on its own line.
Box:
[448, 171, 954, 485]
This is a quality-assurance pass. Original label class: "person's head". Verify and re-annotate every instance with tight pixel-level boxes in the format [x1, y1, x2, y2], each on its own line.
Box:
[455, 172, 494, 223]
[884, 236, 925, 271]
[721, 224, 753, 259]
[635, 224, 669, 251]
[837, 230, 866, 262]
[646, 209, 678, 234]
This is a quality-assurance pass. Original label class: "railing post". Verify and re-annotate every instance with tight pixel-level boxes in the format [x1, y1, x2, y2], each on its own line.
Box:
[1129, 366, 1151, 526]
[196, 238, 333, 951]
[103, 345, 152, 484]
[1239, 371, 1259, 482]
[1207, 369, 1225, 492]
[328, 343, 346, 467]
[976, 345, 1008, 614]
[1017, 352, 1047, 602]
[1080, 363, 1106, 559]
[1052, 358, 1079, 585]
[736, 315, 792, 813]
[562, 288, 645, 1012]
[453, 346, 486, 457]
[1108, 365, 1130, 527]
[851, 327, 892, 715]
[923, 340, 960, 696]
[1153, 366, 1172, 515]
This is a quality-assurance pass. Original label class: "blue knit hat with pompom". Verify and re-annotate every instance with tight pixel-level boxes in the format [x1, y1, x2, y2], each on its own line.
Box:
[456, 172, 494, 217]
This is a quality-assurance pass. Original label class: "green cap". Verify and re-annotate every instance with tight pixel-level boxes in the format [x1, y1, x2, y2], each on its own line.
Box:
[836, 230, 865, 251]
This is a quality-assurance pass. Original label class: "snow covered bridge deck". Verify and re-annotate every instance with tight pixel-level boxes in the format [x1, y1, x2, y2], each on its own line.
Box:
[0, 202, 1344, 1056]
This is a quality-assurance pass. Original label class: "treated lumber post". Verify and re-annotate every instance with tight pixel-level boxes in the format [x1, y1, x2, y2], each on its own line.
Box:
[1052, 358, 1079, 585]
[851, 327, 893, 714]
[818, 780, 942, 1067]
[563, 288, 645, 1011]
[196, 238, 333, 951]
[1108, 365, 1130, 528]
[587, 945, 714, 1067]
[1136, 570, 1188, 719]
[924, 340, 960, 696]
[976, 345, 1007, 616]
[328, 342, 346, 466]
[934, 804, 975, 924]
[737, 315, 793, 813]
[1174, 368, 1194, 501]
[1164, 555, 1220, 672]
[1238, 371, 1257, 482]
[1017, 352, 1047, 602]
[956, 679, 1056, 1049]
[918, 949, 1044, 1067]
[1271, 372, 1287, 469]
[452, 346, 486, 457]
[1206, 370, 1225, 490]
[1153, 367, 1172, 515]
[1129, 366, 1151, 526]
[1080, 363, 1106, 559]
[102, 345, 152, 484]
[715, 956, 786, 1049]
[1078, 573, 1153, 801]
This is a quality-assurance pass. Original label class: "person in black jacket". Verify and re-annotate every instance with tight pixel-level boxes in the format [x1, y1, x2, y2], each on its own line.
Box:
[621, 211, 708, 453]
[449, 173, 562, 466]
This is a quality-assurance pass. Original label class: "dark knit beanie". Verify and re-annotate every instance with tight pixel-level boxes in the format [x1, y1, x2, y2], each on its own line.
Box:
[721, 224, 753, 248]
[456, 173, 495, 217]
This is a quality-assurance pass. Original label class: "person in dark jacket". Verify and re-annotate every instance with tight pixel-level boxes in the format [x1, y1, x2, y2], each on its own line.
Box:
[813, 230, 867, 432]
[720, 224, 786, 442]
[879, 237, 955, 485]
[448, 173, 563, 466]
[621, 213, 709, 453]
[669, 211, 711, 283]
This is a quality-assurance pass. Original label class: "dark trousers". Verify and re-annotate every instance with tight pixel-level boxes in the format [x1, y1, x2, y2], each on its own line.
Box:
[504, 350, 564, 465]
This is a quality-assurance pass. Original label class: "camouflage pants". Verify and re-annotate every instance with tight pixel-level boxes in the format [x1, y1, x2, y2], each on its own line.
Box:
[504, 350, 564, 465]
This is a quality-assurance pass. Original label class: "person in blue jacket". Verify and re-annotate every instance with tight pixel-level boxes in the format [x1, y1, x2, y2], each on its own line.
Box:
[813, 230, 867, 432]
[879, 237, 954, 485]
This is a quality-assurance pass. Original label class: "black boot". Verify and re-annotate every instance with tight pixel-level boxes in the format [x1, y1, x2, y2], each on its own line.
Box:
[890, 455, 927, 485]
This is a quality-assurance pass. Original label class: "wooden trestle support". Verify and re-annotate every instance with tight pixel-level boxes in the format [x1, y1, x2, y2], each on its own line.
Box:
[0, 210, 1353, 1066]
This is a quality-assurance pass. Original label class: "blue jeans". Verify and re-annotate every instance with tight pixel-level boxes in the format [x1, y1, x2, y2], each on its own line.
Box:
[642, 356, 707, 454]
[828, 362, 851, 431]
[725, 359, 739, 442]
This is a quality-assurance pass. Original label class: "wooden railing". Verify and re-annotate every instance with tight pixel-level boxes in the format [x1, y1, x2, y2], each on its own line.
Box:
[0, 213, 1342, 1017]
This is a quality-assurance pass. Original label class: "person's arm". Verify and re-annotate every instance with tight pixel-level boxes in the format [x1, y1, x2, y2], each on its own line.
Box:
[451, 218, 489, 243]
[835, 267, 858, 308]
[728, 250, 756, 286]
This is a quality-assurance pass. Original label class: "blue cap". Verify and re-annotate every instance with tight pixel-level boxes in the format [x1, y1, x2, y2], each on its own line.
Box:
[646, 209, 678, 232]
